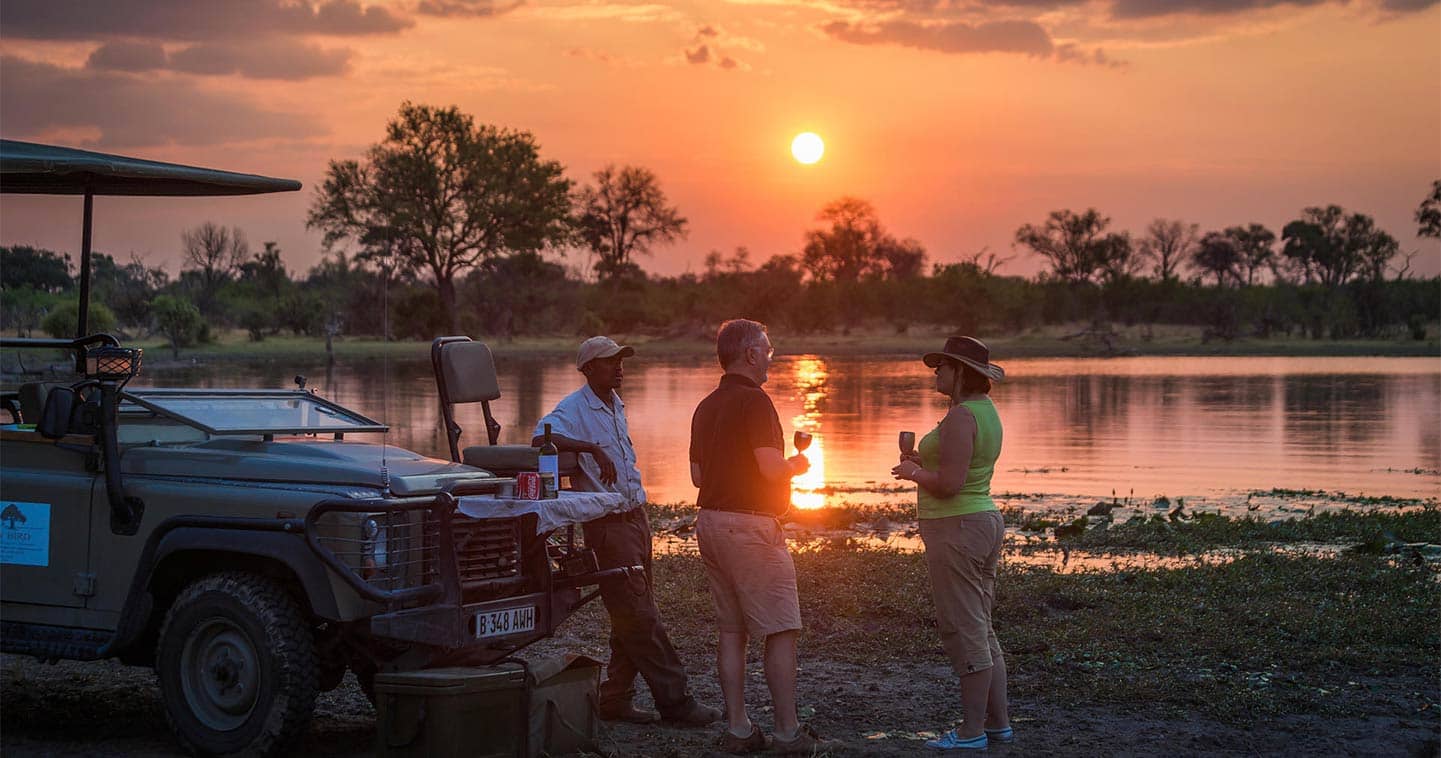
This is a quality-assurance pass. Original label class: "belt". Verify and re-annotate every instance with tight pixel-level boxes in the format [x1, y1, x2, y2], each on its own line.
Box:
[705, 507, 783, 521]
[591, 503, 643, 523]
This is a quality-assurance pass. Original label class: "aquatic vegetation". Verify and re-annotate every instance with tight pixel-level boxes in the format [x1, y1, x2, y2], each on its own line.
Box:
[1046, 507, 1441, 554]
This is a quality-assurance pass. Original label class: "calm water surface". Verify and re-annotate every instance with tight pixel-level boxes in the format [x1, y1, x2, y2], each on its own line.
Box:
[140, 355, 1441, 507]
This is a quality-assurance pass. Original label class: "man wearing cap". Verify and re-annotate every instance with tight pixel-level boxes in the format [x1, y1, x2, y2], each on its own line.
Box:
[532, 336, 719, 726]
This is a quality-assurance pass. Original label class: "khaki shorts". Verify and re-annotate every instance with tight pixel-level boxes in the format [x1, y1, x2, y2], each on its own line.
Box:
[920, 510, 1005, 675]
[696, 509, 803, 638]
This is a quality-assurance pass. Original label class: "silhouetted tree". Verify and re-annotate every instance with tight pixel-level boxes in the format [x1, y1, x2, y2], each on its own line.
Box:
[181, 222, 248, 315]
[1192, 232, 1241, 287]
[92, 252, 167, 329]
[308, 102, 573, 334]
[1224, 223, 1276, 286]
[802, 197, 924, 281]
[1281, 206, 1397, 289]
[1, 246, 71, 293]
[1417, 180, 1441, 238]
[1014, 208, 1127, 285]
[1137, 219, 1198, 282]
[1096, 232, 1140, 284]
[574, 164, 688, 281]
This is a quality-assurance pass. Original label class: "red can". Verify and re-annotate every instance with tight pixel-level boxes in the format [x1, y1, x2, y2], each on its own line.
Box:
[515, 472, 542, 500]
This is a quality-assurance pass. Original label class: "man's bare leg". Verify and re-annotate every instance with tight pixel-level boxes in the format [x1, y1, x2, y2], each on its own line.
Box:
[718, 630, 752, 736]
[763, 630, 799, 737]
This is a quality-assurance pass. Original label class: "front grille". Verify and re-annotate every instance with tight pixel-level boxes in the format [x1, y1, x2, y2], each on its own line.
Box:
[311, 507, 523, 604]
[441, 517, 522, 589]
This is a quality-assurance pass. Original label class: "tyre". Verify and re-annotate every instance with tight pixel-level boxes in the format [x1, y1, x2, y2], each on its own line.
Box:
[156, 572, 319, 756]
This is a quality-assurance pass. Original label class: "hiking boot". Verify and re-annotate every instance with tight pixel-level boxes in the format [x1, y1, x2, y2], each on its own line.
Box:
[716, 724, 769, 754]
[771, 724, 840, 755]
[597, 702, 660, 724]
[661, 700, 722, 727]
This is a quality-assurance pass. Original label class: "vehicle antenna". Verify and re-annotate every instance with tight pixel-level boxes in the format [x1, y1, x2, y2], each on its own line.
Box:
[379, 257, 391, 495]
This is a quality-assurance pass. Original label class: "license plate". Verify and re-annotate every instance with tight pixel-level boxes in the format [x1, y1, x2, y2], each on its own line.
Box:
[476, 605, 537, 638]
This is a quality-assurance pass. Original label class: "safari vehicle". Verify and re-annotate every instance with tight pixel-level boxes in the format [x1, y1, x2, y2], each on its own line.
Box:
[0, 141, 617, 756]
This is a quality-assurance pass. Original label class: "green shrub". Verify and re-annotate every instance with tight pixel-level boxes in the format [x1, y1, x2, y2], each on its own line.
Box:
[151, 295, 207, 357]
[40, 300, 118, 339]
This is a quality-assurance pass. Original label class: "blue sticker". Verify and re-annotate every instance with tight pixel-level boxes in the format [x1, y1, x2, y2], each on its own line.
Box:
[0, 501, 51, 567]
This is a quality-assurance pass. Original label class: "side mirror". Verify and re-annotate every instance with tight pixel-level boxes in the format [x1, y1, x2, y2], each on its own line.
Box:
[38, 387, 77, 439]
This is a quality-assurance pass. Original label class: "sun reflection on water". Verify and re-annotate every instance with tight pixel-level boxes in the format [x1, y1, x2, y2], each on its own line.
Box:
[790, 357, 829, 509]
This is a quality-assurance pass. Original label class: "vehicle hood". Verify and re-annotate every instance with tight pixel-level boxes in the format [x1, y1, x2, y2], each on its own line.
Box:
[120, 438, 491, 494]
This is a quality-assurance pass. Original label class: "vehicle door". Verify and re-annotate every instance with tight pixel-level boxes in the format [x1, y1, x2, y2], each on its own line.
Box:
[0, 434, 96, 609]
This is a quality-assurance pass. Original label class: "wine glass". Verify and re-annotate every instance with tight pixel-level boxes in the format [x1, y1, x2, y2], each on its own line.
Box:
[793, 431, 813, 452]
[898, 431, 916, 456]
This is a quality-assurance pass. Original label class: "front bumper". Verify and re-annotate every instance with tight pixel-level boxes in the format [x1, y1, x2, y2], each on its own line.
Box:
[306, 491, 635, 652]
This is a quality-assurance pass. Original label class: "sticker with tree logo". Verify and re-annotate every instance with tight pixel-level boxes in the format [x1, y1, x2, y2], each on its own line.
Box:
[1, 501, 50, 567]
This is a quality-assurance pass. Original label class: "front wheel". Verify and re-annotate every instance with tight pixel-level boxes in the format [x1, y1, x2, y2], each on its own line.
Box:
[156, 572, 318, 756]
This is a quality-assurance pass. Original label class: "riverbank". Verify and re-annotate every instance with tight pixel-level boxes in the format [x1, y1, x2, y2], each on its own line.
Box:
[100, 321, 1441, 366]
[3, 508, 1437, 756]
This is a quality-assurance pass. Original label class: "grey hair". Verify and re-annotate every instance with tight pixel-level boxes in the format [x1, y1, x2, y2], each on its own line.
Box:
[716, 319, 768, 369]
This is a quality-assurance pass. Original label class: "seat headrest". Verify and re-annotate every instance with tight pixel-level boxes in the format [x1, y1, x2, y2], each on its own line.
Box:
[441, 341, 501, 404]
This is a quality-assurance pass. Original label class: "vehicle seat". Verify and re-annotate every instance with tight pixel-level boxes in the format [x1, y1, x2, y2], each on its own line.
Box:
[431, 337, 578, 477]
[18, 381, 66, 426]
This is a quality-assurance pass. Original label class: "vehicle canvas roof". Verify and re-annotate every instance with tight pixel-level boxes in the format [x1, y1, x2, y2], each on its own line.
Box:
[0, 139, 301, 196]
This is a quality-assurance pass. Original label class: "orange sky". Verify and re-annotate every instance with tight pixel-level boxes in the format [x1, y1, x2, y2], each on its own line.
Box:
[1, 0, 1438, 279]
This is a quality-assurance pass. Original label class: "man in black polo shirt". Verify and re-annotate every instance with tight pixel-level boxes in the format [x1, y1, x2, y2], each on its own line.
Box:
[690, 318, 833, 755]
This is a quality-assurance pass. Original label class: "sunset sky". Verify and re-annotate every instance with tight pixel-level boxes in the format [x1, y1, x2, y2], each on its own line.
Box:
[1, 0, 1438, 279]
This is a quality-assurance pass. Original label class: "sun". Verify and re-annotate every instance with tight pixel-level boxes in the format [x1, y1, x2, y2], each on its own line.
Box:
[791, 132, 824, 165]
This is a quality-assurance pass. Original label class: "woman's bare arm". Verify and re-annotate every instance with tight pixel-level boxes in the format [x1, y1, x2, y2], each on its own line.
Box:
[892, 406, 974, 497]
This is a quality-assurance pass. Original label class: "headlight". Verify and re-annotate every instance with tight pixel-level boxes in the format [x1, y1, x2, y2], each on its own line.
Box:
[361, 515, 389, 578]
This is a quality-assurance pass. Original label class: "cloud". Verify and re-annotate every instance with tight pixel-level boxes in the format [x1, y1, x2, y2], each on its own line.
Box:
[821, 18, 1055, 56]
[1377, 0, 1439, 10]
[521, 3, 684, 22]
[83, 40, 354, 79]
[0, 55, 326, 147]
[686, 44, 712, 63]
[564, 47, 643, 67]
[86, 41, 168, 72]
[0, 0, 410, 41]
[1109, 0, 1329, 19]
[1054, 42, 1126, 66]
[680, 25, 756, 70]
[416, 0, 525, 16]
[169, 41, 353, 79]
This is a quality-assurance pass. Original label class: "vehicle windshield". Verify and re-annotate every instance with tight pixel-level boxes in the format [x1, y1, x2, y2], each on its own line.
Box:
[122, 389, 387, 435]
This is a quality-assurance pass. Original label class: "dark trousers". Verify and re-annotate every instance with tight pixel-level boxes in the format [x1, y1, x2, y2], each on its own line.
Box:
[582, 506, 693, 714]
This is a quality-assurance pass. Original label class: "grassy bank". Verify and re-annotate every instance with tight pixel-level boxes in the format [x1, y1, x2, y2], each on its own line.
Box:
[110, 321, 1441, 365]
[637, 536, 1439, 723]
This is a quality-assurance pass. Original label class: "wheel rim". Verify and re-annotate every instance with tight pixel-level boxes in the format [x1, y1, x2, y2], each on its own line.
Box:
[179, 617, 261, 731]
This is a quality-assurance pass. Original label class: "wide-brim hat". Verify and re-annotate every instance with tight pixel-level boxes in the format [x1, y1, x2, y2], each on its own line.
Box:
[923, 336, 1005, 382]
[577, 336, 635, 370]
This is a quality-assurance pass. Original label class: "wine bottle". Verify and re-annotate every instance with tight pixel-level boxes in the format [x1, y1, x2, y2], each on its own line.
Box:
[538, 423, 560, 499]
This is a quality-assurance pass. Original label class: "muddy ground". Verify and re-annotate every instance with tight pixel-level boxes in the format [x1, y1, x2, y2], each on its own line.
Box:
[2, 651, 1436, 757]
[4, 501, 1438, 756]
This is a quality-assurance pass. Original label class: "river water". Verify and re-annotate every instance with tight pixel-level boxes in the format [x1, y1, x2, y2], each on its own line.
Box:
[138, 354, 1441, 509]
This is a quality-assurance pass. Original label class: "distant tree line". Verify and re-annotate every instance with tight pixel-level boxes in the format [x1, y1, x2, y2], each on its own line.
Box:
[2, 103, 1437, 350]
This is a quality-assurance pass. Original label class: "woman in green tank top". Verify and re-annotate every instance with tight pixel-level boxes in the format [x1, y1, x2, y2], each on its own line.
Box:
[890, 336, 1011, 751]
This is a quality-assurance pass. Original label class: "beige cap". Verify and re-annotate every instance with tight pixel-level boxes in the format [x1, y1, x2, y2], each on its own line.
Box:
[576, 336, 635, 370]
